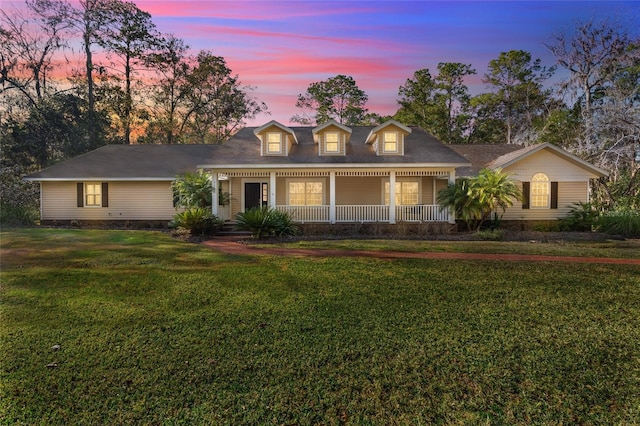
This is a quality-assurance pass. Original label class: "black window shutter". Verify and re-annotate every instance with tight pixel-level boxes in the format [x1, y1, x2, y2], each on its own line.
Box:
[102, 182, 109, 208]
[77, 183, 84, 207]
[522, 182, 530, 209]
[550, 182, 558, 209]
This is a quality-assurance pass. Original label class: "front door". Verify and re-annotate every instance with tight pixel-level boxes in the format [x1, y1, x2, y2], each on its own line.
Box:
[244, 182, 268, 211]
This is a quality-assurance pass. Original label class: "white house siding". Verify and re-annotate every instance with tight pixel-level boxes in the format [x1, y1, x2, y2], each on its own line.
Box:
[498, 148, 597, 221]
[501, 181, 588, 220]
[501, 149, 599, 182]
[41, 181, 176, 221]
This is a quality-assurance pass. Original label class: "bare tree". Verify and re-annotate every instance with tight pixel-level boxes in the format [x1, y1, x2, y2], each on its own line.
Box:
[547, 20, 637, 147]
[548, 19, 640, 208]
[0, 0, 73, 109]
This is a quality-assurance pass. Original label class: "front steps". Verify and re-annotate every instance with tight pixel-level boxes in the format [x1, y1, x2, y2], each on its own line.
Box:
[217, 221, 252, 237]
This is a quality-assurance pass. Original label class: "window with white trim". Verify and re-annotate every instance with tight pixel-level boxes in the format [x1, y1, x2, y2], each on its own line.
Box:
[266, 132, 282, 154]
[288, 181, 323, 206]
[531, 173, 550, 208]
[383, 132, 398, 153]
[85, 182, 102, 207]
[384, 181, 419, 205]
[324, 132, 339, 153]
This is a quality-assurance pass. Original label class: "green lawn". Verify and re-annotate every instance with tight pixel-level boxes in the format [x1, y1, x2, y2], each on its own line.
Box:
[257, 237, 640, 259]
[1, 228, 639, 425]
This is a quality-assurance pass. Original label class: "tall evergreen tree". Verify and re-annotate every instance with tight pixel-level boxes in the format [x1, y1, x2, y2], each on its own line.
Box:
[395, 63, 475, 143]
[475, 50, 555, 144]
[291, 75, 368, 125]
[97, 0, 161, 144]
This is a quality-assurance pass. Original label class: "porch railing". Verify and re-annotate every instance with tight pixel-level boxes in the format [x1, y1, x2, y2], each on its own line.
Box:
[396, 205, 449, 222]
[276, 205, 329, 223]
[336, 205, 389, 222]
[276, 204, 448, 223]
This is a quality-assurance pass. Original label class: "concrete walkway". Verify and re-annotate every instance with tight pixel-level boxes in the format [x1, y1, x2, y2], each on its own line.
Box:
[202, 238, 640, 265]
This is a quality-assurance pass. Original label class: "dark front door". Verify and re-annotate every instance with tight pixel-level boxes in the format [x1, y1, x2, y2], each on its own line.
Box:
[245, 182, 267, 210]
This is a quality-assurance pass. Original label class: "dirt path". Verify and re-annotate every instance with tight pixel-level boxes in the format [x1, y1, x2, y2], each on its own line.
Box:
[202, 238, 640, 265]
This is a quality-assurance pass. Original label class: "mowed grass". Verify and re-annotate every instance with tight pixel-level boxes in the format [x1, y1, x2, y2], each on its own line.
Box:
[258, 237, 640, 259]
[1, 229, 639, 425]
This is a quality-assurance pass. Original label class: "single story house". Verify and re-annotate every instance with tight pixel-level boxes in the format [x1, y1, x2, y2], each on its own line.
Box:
[24, 119, 607, 226]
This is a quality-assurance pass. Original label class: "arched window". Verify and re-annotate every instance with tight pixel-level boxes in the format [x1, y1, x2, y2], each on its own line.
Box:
[531, 173, 550, 208]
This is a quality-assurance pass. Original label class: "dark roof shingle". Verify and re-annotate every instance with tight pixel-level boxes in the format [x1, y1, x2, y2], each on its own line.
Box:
[25, 144, 218, 180]
[448, 144, 525, 177]
[25, 126, 470, 180]
[200, 126, 469, 166]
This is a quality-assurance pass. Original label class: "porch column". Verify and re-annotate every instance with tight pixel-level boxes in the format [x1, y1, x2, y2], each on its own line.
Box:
[329, 171, 336, 224]
[269, 172, 276, 208]
[389, 171, 396, 224]
[448, 170, 456, 224]
[211, 171, 219, 216]
[432, 177, 437, 205]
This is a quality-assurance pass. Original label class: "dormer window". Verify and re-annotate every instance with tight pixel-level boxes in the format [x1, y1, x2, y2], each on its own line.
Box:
[266, 132, 282, 154]
[383, 132, 398, 153]
[254, 121, 297, 157]
[325, 133, 339, 153]
[366, 120, 411, 156]
[312, 120, 352, 156]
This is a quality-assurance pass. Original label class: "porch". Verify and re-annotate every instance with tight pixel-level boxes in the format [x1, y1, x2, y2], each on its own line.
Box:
[210, 168, 456, 224]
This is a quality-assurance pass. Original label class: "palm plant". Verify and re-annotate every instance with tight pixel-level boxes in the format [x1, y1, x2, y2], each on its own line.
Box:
[438, 168, 521, 231]
[172, 170, 212, 208]
[235, 207, 300, 239]
[473, 168, 522, 227]
[437, 178, 483, 231]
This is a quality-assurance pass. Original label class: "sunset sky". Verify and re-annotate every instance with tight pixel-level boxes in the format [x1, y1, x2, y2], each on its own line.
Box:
[11, 1, 640, 125]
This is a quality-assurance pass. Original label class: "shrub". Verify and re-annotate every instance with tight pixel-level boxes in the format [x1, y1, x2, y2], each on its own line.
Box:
[595, 210, 640, 238]
[170, 207, 222, 236]
[0, 165, 40, 226]
[559, 202, 599, 232]
[0, 204, 39, 227]
[235, 207, 300, 239]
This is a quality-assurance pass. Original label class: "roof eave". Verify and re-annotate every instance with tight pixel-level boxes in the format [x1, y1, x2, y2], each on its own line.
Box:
[253, 120, 298, 144]
[199, 162, 469, 169]
[23, 177, 176, 182]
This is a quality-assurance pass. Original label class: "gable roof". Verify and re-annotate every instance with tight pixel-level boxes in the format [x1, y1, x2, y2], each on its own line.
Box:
[253, 120, 298, 144]
[312, 120, 352, 135]
[450, 143, 608, 178]
[24, 144, 218, 181]
[366, 119, 412, 144]
[198, 126, 469, 169]
[489, 143, 608, 177]
[448, 144, 523, 177]
[312, 120, 352, 143]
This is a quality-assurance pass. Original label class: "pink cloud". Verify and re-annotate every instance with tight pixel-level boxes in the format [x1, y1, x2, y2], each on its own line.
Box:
[134, 1, 380, 21]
